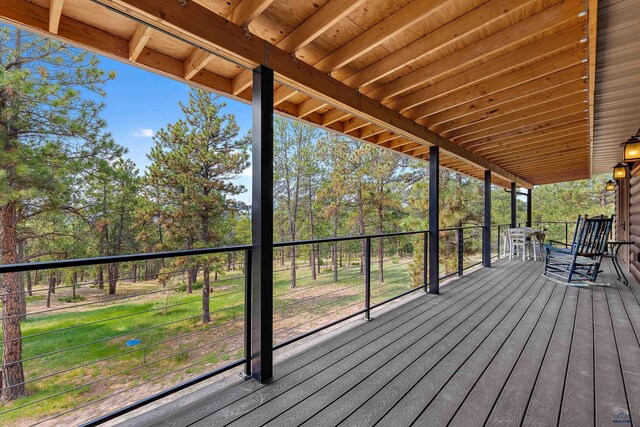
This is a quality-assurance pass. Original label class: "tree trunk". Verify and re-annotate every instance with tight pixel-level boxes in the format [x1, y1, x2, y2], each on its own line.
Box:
[309, 245, 316, 281]
[97, 266, 104, 290]
[46, 274, 54, 308]
[290, 245, 297, 289]
[0, 202, 26, 400]
[72, 271, 78, 299]
[132, 264, 137, 283]
[187, 267, 194, 294]
[107, 263, 118, 295]
[202, 265, 211, 323]
[26, 271, 32, 297]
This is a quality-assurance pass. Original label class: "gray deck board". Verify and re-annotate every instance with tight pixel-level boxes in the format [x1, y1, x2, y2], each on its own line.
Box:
[117, 259, 640, 427]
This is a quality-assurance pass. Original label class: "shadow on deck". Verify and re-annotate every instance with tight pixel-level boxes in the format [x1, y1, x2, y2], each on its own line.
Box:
[114, 258, 640, 427]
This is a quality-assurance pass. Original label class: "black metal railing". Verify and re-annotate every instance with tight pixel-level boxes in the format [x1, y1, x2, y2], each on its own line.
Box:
[0, 225, 496, 426]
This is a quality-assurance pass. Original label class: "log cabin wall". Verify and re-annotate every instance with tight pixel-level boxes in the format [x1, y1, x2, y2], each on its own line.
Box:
[627, 163, 640, 279]
[617, 171, 630, 267]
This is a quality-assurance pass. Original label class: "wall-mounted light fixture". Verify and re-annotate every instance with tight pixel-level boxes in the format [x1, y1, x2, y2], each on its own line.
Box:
[613, 163, 628, 179]
[624, 128, 640, 161]
[605, 180, 616, 191]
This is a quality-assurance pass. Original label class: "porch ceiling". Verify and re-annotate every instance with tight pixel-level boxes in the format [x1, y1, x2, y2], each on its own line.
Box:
[0, 0, 601, 188]
[592, 0, 640, 174]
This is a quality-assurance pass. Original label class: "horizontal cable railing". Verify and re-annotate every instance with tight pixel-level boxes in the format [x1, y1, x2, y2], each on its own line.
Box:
[0, 225, 505, 426]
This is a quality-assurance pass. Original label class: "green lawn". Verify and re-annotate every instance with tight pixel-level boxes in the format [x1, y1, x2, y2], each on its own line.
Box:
[0, 258, 415, 425]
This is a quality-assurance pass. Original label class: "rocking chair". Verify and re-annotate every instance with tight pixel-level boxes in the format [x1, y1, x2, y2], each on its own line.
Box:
[543, 215, 613, 285]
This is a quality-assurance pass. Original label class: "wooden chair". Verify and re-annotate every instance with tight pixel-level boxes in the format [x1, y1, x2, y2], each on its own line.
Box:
[543, 216, 614, 284]
[508, 228, 528, 261]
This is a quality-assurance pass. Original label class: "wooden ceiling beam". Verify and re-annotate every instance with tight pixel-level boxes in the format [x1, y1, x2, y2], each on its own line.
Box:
[418, 64, 587, 126]
[297, 98, 326, 118]
[31, 0, 532, 187]
[410, 51, 587, 122]
[343, 0, 533, 89]
[228, 0, 274, 27]
[314, 0, 452, 73]
[343, 117, 369, 134]
[461, 112, 588, 148]
[368, 0, 585, 101]
[431, 79, 587, 134]
[387, 24, 586, 113]
[184, 48, 213, 80]
[322, 109, 351, 126]
[374, 131, 400, 144]
[1, 0, 235, 97]
[231, 0, 366, 96]
[511, 158, 589, 171]
[442, 92, 587, 139]
[510, 159, 589, 173]
[488, 138, 587, 162]
[451, 102, 588, 144]
[386, 138, 415, 150]
[48, 0, 64, 34]
[279, 0, 366, 53]
[480, 131, 589, 157]
[128, 23, 152, 61]
[359, 125, 386, 140]
[472, 123, 589, 154]
[466, 120, 587, 152]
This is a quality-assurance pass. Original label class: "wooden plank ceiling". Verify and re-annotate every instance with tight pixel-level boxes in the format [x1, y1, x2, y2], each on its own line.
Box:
[0, 0, 597, 187]
[592, 0, 640, 174]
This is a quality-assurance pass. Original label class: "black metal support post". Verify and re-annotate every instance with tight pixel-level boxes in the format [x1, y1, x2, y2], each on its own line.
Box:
[497, 225, 501, 259]
[423, 231, 428, 292]
[243, 249, 252, 378]
[510, 182, 517, 228]
[457, 229, 464, 277]
[526, 188, 532, 227]
[483, 170, 492, 267]
[364, 237, 371, 320]
[250, 65, 273, 383]
[429, 146, 440, 294]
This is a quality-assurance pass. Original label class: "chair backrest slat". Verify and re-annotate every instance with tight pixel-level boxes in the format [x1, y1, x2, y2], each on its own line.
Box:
[574, 216, 613, 258]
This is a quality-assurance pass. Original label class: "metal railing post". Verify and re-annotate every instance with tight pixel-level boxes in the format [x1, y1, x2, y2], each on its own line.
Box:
[423, 231, 428, 292]
[243, 249, 251, 378]
[457, 228, 464, 277]
[565, 222, 569, 245]
[497, 225, 501, 259]
[364, 237, 371, 320]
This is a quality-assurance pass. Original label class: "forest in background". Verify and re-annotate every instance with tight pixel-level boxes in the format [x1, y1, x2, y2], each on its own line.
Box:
[0, 24, 615, 424]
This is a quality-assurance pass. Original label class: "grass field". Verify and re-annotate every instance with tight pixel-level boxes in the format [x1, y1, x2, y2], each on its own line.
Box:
[0, 256, 417, 426]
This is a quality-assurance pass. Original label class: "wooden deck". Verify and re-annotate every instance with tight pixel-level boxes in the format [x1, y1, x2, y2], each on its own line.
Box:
[118, 259, 640, 427]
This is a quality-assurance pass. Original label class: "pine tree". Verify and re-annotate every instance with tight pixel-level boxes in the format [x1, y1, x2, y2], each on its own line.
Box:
[144, 89, 250, 323]
[0, 27, 118, 400]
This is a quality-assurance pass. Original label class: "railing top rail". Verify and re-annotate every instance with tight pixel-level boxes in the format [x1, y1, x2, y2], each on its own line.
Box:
[0, 223, 503, 274]
[0, 245, 253, 274]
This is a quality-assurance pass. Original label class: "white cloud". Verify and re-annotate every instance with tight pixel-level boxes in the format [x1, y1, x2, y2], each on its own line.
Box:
[132, 128, 154, 138]
[241, 165, 252, 177]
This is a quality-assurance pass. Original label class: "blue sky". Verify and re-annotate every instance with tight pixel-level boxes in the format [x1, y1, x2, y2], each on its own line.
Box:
[97, 55, 254, 204]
